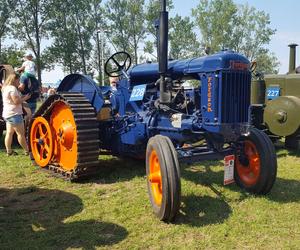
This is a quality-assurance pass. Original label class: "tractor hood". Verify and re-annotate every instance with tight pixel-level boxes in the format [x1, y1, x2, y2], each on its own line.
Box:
[129, 50, 250, 84]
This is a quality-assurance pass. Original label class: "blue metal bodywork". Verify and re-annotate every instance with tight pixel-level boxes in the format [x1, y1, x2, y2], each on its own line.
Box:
[59, 50, 251, 161]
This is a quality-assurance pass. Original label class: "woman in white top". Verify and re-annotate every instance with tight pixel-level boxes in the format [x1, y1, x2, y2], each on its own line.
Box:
[2, 73, 31, 155]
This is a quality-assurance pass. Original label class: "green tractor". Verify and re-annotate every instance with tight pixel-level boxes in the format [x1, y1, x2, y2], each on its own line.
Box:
[251, 44, 300, 150]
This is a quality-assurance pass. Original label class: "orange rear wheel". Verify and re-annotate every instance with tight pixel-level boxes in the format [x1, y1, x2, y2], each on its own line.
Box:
[30, 117, 53, 167]
[50, 101, 78, 171]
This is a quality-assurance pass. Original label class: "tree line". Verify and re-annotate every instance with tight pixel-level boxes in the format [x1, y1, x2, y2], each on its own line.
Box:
[0, 0, 279, 85]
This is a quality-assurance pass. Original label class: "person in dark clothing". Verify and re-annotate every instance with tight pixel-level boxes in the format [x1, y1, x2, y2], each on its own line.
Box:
[18, 75, 39, 114]
[17, 52, 40, 114]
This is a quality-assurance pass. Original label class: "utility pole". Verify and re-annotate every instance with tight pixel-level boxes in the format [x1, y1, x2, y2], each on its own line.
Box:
[97, 29, 106, 86]
[101, 32, 105, 86]
[96, 30, 102, 85]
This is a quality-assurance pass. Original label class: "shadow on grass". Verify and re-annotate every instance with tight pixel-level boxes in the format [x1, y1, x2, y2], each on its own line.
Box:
[176, 194, 232, 227]
[0, 187, 128, 249]
[182, 160, 300, 204]
[82, 157, 145, 184]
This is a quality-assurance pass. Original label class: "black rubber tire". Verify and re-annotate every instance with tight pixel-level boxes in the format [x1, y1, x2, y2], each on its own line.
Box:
[234, 128, 277, 195]
[146, 135, 181, 222]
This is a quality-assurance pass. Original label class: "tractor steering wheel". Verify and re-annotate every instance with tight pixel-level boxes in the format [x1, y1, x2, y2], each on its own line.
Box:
[104, 51, 132, 77]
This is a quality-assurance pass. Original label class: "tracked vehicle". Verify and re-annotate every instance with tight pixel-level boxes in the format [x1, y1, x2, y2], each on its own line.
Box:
[28, 0, 277, 221]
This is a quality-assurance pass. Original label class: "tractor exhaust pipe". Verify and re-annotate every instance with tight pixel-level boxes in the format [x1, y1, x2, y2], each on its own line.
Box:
[159, 0, 169, 103]
[288, 43, 298, 74]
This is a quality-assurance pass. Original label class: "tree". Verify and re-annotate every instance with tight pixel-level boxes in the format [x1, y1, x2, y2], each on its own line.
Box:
[0, 0, 16, 61]
[127, 0, 146, 65]
[105, 0, 146, 65]
[192, 0, 279, 73]
[13, 0, 53, 84]
[105, 1, 132, 54]
[90, 0, 106, 82]
[69, 0, 94, 75]
[192, 0, 237, 52]
[46, 0, 95, 75]
[255, 50, 280, 75]
[169, 15, 202, 59]
[0, 45, 25, 67]
[144, 0, 173, 59]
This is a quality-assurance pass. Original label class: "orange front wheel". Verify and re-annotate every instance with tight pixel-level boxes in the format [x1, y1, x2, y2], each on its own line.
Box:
[148, 150, 163, 206]
[235, 128, 277, 194]
[146, 135, 181, 222]
[30, 117, 54, 167]
[236, 140, 261, 187]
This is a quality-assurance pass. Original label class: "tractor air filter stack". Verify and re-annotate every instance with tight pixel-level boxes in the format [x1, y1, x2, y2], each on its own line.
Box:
[288, 43, 298, 74]
[159, 0, 169, 103]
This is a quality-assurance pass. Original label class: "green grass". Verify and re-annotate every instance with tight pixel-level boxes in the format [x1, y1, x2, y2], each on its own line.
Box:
[1, 139, 300, 249]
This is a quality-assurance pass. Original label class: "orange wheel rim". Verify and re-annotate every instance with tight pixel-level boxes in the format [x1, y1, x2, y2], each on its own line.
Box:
[236, 140, 261, 186]
[30, 117, 53, 167]
[148, 150, 162, 206]
[50, 101, 77, 171]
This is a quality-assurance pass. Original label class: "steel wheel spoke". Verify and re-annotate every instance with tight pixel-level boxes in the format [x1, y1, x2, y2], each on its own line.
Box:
[44, 144, 50, 153]
[39, 146, 44, 160]
[38, 124, 44, 137]
[42, 131, 48, 139]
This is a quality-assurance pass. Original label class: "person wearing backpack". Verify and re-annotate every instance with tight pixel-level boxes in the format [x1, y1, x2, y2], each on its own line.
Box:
[17, 52, 40, 114]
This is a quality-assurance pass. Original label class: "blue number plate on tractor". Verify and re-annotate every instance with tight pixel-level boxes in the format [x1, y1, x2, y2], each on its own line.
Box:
[130, 84, 147, 101]
[267, 87, 280, 100]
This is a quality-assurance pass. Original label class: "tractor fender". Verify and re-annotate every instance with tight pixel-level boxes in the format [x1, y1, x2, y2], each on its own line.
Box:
[57, 74, 104, 113]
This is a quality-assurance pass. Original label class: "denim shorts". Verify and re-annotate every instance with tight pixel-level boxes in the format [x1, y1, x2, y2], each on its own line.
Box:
[5, 114, 24, 125]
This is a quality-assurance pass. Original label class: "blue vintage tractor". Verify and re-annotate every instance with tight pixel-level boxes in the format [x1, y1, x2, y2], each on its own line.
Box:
[28, 1, 277, 222]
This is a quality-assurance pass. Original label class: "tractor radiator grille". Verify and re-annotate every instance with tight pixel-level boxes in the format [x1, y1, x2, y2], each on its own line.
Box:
[221, 71, 251, 123]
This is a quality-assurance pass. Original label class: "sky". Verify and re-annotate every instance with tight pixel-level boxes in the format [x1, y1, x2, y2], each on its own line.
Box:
[171, 0, 300, 73]
[42, 0, 300, 83]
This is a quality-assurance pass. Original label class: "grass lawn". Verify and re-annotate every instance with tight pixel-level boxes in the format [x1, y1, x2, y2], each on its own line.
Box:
[1, 137, 300, 249]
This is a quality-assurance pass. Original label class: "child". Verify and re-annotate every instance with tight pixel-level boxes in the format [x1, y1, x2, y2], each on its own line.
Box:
[18, 52, 37, 78]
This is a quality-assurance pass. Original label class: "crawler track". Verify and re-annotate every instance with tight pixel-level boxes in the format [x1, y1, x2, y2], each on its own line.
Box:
[28, 93, 100, 180]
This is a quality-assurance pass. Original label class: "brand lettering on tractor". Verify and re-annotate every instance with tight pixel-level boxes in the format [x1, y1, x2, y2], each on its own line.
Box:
[230, 61, 249, 71]
[207, 76, 213, 112]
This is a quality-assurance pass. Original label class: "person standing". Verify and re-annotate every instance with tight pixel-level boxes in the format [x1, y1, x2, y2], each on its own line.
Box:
[1, 73, 31, 156]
